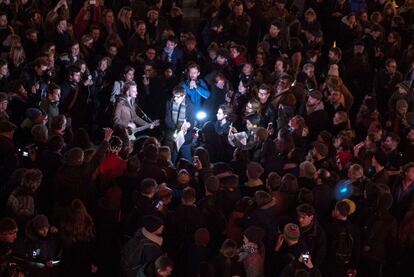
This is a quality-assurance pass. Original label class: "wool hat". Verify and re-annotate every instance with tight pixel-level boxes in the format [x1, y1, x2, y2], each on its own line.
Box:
[313, 142, 329, 157]
[143, 215, 164, 233]
[244, 226, 265, 245]
[398, 81, 411, 93]
[308, 90, 323, 101]
[178, 169, 190, 176]
[283, 223, 300, 241]
[194, 228, 210, 246]
[0, 217, 17, 233]
[31, 214, 50, 230]
[0, 120, 16, 132]
[373, 150, 388, 167]
[342, 199, 356, 215]
[25, 108, 42, 121]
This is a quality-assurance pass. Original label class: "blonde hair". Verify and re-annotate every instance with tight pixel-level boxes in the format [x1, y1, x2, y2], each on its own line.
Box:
[117, 6, 132, 29]
[9, 43, 26, 67]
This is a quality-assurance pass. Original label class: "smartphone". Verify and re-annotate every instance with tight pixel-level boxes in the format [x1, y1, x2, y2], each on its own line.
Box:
[51, 260, 61, 265]
[193, 155, 199, 165]
[302, 252, 310, 263]
[155, 201, 163, 209]
[88, 75, 92, 80]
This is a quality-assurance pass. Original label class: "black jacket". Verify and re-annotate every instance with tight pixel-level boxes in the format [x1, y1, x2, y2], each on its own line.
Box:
[300, 220, 327, 267]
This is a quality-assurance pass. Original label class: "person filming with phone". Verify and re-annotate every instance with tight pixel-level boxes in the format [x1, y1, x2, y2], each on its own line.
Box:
[271, 223, 314, 276]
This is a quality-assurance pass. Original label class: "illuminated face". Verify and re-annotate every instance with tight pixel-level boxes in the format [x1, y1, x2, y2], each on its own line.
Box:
[386, 61, 397, 74]
[125, 70, 134, 82]
[72, 72, 81, 83]
[406, 167, 414, 181]
[0, 100, 8, 112]
[0, 64, 8, 77]
[269, 24, 280, 37]
[297, 212, 313, 227]
[216, 108, 225, 121]
[1, 229, 17, 243]
[128, 85, 138, 98]
[136, 23, 146, 36]
[166, 40, 176, 52]
[37, 227, 49, 238]
[330, 90, 341, 104]
[49, 89, 61, 102]
[188, 67, 200, 80]
[258, 89, 270, 104]
[71, 44, 80, 56]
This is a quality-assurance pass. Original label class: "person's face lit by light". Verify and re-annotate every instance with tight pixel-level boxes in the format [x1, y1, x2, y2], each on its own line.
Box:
[258, 89, 270, 104]
[216, 108, 225, 121]
[188, 67, 200, 81]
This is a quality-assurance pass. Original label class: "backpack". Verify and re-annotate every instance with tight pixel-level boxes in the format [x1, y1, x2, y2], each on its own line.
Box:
[121, 236, 156, 277]
[333, 227, 354, 265]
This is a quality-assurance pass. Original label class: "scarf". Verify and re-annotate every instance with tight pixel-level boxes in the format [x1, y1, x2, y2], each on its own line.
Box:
[172, 100, 186, 128]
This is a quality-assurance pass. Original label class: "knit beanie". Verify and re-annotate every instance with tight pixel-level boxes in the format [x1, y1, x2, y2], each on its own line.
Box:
[283, 223, 300, 241]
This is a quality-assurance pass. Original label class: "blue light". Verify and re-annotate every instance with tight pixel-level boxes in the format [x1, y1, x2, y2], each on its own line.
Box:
[196, 111, 207, 120]
[340, 187, 348, 193]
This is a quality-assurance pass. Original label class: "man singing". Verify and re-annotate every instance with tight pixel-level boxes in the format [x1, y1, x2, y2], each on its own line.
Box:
[113, 81, 152, 130]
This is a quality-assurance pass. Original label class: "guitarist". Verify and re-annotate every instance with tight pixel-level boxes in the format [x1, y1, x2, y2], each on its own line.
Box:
[113, 81, 154, 131]
[164, 86, 195, 162]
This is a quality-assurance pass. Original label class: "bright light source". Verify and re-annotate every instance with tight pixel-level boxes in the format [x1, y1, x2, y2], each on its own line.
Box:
[196, 111, 207, 120]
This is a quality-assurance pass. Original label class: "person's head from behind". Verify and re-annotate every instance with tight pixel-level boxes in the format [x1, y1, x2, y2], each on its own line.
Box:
[159, 146, 171, 162]
[246, 162, 264, 180]
[182, 187, 196, 205]
[205, 176, 220, 195]
[347, 163, 363, 182]
[220, 174, 239, 191]
[155, 255, 174, 277]
[332, 200, 350, 220]
[280, 173, 299, 194]
[141, 178, 158, 198]
[266, 172, 281, 191]
[296, 203, 315, 228]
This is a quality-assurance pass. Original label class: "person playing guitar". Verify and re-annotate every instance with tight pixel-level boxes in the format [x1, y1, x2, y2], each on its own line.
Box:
[112, 81, 158, 140]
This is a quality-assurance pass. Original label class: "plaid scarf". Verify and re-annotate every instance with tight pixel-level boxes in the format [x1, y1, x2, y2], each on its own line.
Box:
[172, 100, 186, 129]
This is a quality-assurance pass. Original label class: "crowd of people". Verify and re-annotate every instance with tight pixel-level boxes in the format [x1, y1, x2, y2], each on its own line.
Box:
[0, 0, 414, 276]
